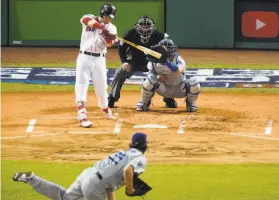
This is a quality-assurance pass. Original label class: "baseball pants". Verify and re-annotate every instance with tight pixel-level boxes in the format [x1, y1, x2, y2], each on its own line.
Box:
[27, 167, 107, 200]
[156, 82, 187, 98]
[109, 67, 135, 101]
[75, 53, 109, 109]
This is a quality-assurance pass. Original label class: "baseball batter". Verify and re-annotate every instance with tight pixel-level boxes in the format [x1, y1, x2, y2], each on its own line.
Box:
[76, 4, 117, 128]
[13, 132, 149, 200]
[136, 38, 201, 112]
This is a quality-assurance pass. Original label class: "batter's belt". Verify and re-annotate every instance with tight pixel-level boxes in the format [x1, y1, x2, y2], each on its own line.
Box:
[80, 50, 105, 57]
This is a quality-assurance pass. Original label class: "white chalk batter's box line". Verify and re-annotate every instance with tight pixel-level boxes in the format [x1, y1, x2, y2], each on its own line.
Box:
[2, 130, 279, 141]
[3, 117, 278, 140]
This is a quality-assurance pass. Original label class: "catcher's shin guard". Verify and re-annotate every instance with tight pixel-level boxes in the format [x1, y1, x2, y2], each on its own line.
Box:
[136, 76, 156, 111]
[136, 100, 151, 112]
[185, 77, 200, 112]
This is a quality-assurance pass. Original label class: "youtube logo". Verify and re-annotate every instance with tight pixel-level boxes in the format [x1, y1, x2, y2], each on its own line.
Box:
[242, 11, 279, 38]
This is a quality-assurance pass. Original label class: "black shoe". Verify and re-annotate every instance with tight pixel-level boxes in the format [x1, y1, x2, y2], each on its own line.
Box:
[108, 95, 116, 108]
[163, 98, 177, 108]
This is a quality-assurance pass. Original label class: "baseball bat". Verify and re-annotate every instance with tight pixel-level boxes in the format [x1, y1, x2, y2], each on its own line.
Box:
[116, 36, 162, 59]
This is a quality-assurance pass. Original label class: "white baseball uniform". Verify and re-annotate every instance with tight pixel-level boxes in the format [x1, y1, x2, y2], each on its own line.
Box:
[27, 148, 146, 200]
[75, 14, 117, 109]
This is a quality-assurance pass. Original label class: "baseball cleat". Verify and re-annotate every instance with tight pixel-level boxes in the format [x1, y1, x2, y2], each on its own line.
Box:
[136, 101, 150, 112]
[103, 108, 115, 119]
[186, 103, 198, 112]
[79, 119, 93, 128]
[77, 111, 93, 128]
[13, 171, 34, 183]
[136, 107, 144, 112]
[163, 98, 177, 108]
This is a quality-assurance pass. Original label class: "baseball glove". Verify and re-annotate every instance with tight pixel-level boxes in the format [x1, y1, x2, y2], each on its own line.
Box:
[100, 29, 116, 40]
[146, 45, 168, 63]
[125, 176, 152, 197]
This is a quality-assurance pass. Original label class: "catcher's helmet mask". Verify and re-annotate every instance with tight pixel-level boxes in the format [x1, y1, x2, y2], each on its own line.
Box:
[136, 15, 156, 43]
[158, 38, 177, 58]
[100, 4, 117, 19]
[146, 45, 168, 63]
[129, 132, 148, 153]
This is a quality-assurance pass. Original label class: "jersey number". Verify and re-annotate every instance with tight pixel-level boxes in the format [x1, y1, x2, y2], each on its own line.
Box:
[108, 152, 126, 165]
[86, 27, 95, 32]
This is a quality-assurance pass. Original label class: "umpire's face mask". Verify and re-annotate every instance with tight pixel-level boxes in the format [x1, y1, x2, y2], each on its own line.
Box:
[136, 19, 156, 43]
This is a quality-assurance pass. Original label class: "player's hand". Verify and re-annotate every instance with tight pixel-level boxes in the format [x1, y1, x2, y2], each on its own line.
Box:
[122, 62, 131, 72]
[126, 187, 135, 195]
[100, 30, 116, 40]
[99, 23, 105, 30]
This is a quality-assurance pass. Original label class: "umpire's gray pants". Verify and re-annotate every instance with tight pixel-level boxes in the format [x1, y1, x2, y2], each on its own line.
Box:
[28, 167, 107, 200]
[109, 67, 134, 101]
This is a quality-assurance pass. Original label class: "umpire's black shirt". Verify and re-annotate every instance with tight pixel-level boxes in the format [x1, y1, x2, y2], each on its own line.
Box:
[118, 28, 166, 72]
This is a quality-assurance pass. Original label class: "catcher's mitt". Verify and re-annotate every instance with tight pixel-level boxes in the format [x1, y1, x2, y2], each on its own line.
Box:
[125, 176, 152, 197]
[146, 44, 168, 63]
[100, 29, 116, 40]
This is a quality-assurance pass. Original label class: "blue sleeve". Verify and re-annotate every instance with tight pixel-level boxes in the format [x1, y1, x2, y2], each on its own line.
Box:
[166, 61, 179, 72]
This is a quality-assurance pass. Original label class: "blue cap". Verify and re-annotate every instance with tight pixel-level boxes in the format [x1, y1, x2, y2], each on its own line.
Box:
[132, 132, 147, 146]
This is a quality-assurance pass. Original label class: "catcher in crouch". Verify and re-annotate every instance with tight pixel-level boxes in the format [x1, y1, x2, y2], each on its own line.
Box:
[136, 38, 201, 112]
[13, 132, 152, 200]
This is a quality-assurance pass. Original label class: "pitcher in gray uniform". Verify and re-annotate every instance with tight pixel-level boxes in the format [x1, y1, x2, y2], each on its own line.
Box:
[12, 132, 148, 200]
[136, 38, 201, 112]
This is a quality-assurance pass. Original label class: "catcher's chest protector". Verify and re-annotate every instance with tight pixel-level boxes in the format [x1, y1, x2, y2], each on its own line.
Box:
[152, 55, 186, 88]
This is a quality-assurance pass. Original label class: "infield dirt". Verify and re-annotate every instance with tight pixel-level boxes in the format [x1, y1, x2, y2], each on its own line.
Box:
[2, 47, 279, 164]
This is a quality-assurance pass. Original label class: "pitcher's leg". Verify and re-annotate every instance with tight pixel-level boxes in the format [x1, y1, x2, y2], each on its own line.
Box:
[81, 174, 106, 200]
[65, 168, 93, 200]
[13, 172, 69, 200]
[108, 66, 134, 108]
[29, 177, 70, 200]
[75, 55, 92, 128]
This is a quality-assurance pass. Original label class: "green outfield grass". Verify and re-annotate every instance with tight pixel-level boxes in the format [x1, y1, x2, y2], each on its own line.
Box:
[2, 62, 279, 69]
[2, 160, 279, 200]
[2, 83, 279, 93]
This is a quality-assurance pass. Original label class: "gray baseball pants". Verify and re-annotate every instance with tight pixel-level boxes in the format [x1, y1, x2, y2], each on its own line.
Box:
[27, 167, 107, 200]
[109, 67, 135, 101]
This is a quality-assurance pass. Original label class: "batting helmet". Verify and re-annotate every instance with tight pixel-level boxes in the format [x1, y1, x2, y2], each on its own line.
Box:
[130, 132, 148, 153]
[158, 38, 177, 58]
[100, 4, 116, 19]
[135, 15, 156, 43]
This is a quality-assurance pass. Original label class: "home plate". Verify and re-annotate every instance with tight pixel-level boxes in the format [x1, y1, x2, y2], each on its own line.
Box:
[133, 124, 168, 129]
